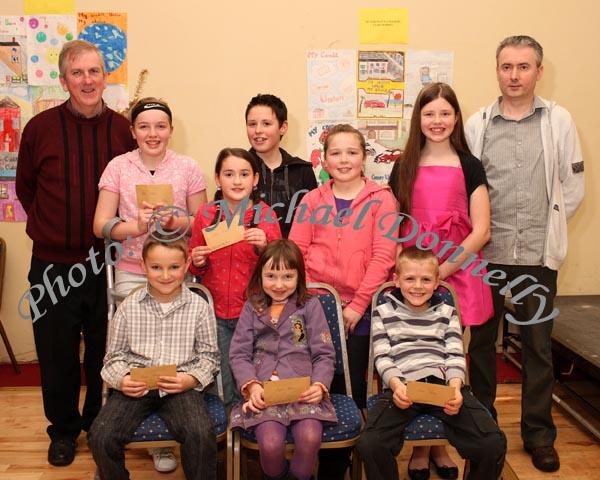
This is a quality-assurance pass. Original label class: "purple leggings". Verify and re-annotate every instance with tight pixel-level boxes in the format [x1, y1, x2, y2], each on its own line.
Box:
[254, 419, 323, 480]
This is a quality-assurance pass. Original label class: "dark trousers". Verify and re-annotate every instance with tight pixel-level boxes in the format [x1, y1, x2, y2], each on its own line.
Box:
[357, 389, 506, 480]
[317, 334, 370, 480]
[88, 389, 216, 480]
[29, 256, 107, 441]
[469, 264, 557, 448]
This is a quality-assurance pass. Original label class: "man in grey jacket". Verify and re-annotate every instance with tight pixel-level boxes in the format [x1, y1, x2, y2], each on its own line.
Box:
[465, 35, 584, 473]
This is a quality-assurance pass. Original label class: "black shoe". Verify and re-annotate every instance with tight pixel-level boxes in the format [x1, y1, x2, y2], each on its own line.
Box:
[430, 452, 458, 480]
[48, 438, 77, 466]
[525, 445, 560, 472]
[408, 451, 430, 480]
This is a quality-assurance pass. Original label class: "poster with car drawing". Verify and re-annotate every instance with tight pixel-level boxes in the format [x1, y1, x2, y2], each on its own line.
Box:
[357, 50, 405, 119]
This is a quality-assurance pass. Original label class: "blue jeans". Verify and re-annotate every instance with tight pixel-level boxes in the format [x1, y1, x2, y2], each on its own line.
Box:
[217, 317, 242, 409]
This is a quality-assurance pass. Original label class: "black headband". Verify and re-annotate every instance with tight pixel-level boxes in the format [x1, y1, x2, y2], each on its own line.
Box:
[131, 102, 172, 124]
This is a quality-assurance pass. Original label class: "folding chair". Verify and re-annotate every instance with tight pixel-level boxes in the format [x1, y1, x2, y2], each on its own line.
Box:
[99, 260, 230, 479]
[366, 280, 467, 477]
[0, 237, 19, 374]
[231, 282, 363, 480]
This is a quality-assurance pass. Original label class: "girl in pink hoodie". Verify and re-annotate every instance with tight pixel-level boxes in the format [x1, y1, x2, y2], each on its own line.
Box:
[289, 124, 398, 409]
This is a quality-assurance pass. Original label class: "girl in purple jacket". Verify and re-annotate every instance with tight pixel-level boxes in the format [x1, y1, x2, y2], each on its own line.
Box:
[229, 240, 337, 480]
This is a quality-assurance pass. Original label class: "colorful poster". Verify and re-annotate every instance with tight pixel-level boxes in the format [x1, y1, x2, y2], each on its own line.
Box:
[307, 50, 356, 122]
[0, 180, 26, 221]
[0, 16, 28, 86]
[359, 118, 410, 185]
[104, 84, 130, 113]
[0, 87, 32, 177]
[404, 50, 454, 118]
[26, 15, 76, 86]
[358, 8, 408, 44]
[78, 12, 127, 85]
[357, 50, 405, 119]
[29, 85, 68, 116]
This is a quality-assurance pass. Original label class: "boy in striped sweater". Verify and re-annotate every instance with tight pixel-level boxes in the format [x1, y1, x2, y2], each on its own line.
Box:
[357, 247, 506, 480]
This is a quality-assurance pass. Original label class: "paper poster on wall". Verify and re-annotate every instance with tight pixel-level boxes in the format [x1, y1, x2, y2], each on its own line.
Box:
[24, 0, 75, 15]
[404, 50, 454, 118]
[0, 16, 28, 86]
[307, 50, 356, 122]
[359, 118, 410, 186]
[103, 84, 130, 113]
[357, 50, 405, 119]
[358, 8, 408, 44]
[307, 121, 357, 185]
[29, 85, 68, 117]
[78, 12, 128, 85]
[26, 15, 76, 86]
[0, 181, 26, 222]
[0, 87, 33, 177]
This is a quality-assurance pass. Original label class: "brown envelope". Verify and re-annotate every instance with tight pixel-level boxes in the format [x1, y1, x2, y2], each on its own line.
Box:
[130, 364, 177, 390]
[263, 377, 311, 406]
[202, 215, 245, 251]
[136, 184, 174, 208]
[406, 381, 456, 407]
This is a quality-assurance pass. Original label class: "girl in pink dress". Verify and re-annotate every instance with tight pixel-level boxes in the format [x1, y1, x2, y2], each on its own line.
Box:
[389, 83, 493, 480]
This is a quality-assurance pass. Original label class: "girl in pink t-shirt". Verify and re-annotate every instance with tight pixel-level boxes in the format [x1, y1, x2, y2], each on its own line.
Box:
[94, 97, 207, 295]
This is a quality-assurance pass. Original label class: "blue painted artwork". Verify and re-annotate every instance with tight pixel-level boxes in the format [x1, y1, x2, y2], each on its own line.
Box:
[78, 23, 127, 73]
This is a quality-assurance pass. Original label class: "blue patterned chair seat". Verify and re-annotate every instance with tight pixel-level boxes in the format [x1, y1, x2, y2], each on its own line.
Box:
[130, 392, 227, 442]
[366, 394, 446, 441]
[240, 393, 362, 444]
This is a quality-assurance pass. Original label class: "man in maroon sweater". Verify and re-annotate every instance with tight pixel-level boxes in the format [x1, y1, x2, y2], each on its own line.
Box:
[16, 40, 136, 467]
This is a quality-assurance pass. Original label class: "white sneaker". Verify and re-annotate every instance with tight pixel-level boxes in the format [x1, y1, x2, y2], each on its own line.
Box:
[149, 447, 177, 473]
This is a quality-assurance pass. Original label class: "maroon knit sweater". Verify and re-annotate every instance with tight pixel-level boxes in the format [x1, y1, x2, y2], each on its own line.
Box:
[16, 102, 136, 264]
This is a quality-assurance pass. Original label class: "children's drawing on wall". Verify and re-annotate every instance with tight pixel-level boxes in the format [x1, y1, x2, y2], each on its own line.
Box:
[307, 50, 356, 122]
[78, 12, 127, 85]
[357, 50, 405, 119]
[0, 180, 26, 222]
[103, 84, 130, 112]
[359, 119, 409, 186]
[29, 85, 68, 115]
[0, 87, 32, 178]
[404, 50, 454, 118]
[26, 15, 76, 86]
[0, 16, 28, 86]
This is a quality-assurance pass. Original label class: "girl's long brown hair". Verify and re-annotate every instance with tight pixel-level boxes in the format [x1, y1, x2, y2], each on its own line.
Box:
[389, 82, 471, 217]
[246, 239, 309, 312]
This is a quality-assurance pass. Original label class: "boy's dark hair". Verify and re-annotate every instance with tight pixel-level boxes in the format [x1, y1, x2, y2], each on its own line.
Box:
[245, 93, 288, 127]
[396, 246, 439, 275]
[246, 239, 309, 312]
[142, 232, 188, 261]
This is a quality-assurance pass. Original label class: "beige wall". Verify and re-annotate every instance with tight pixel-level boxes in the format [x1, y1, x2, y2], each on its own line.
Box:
[1, 0, 598, 363]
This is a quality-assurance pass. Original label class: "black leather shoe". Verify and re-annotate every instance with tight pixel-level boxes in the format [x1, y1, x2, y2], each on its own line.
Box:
[48, 438, 77, 466]
[408, 451, 430, 480]
[525, 445, 560, 472]
[431, 458, 458, 479]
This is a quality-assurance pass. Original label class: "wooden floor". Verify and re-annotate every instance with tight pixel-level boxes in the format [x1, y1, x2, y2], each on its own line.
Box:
[0, 384, 599, 479]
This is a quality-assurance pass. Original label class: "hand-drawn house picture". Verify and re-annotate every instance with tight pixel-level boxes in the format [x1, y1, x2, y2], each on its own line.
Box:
[0, 96, 20, 153]
[0, 38, 26, 85]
